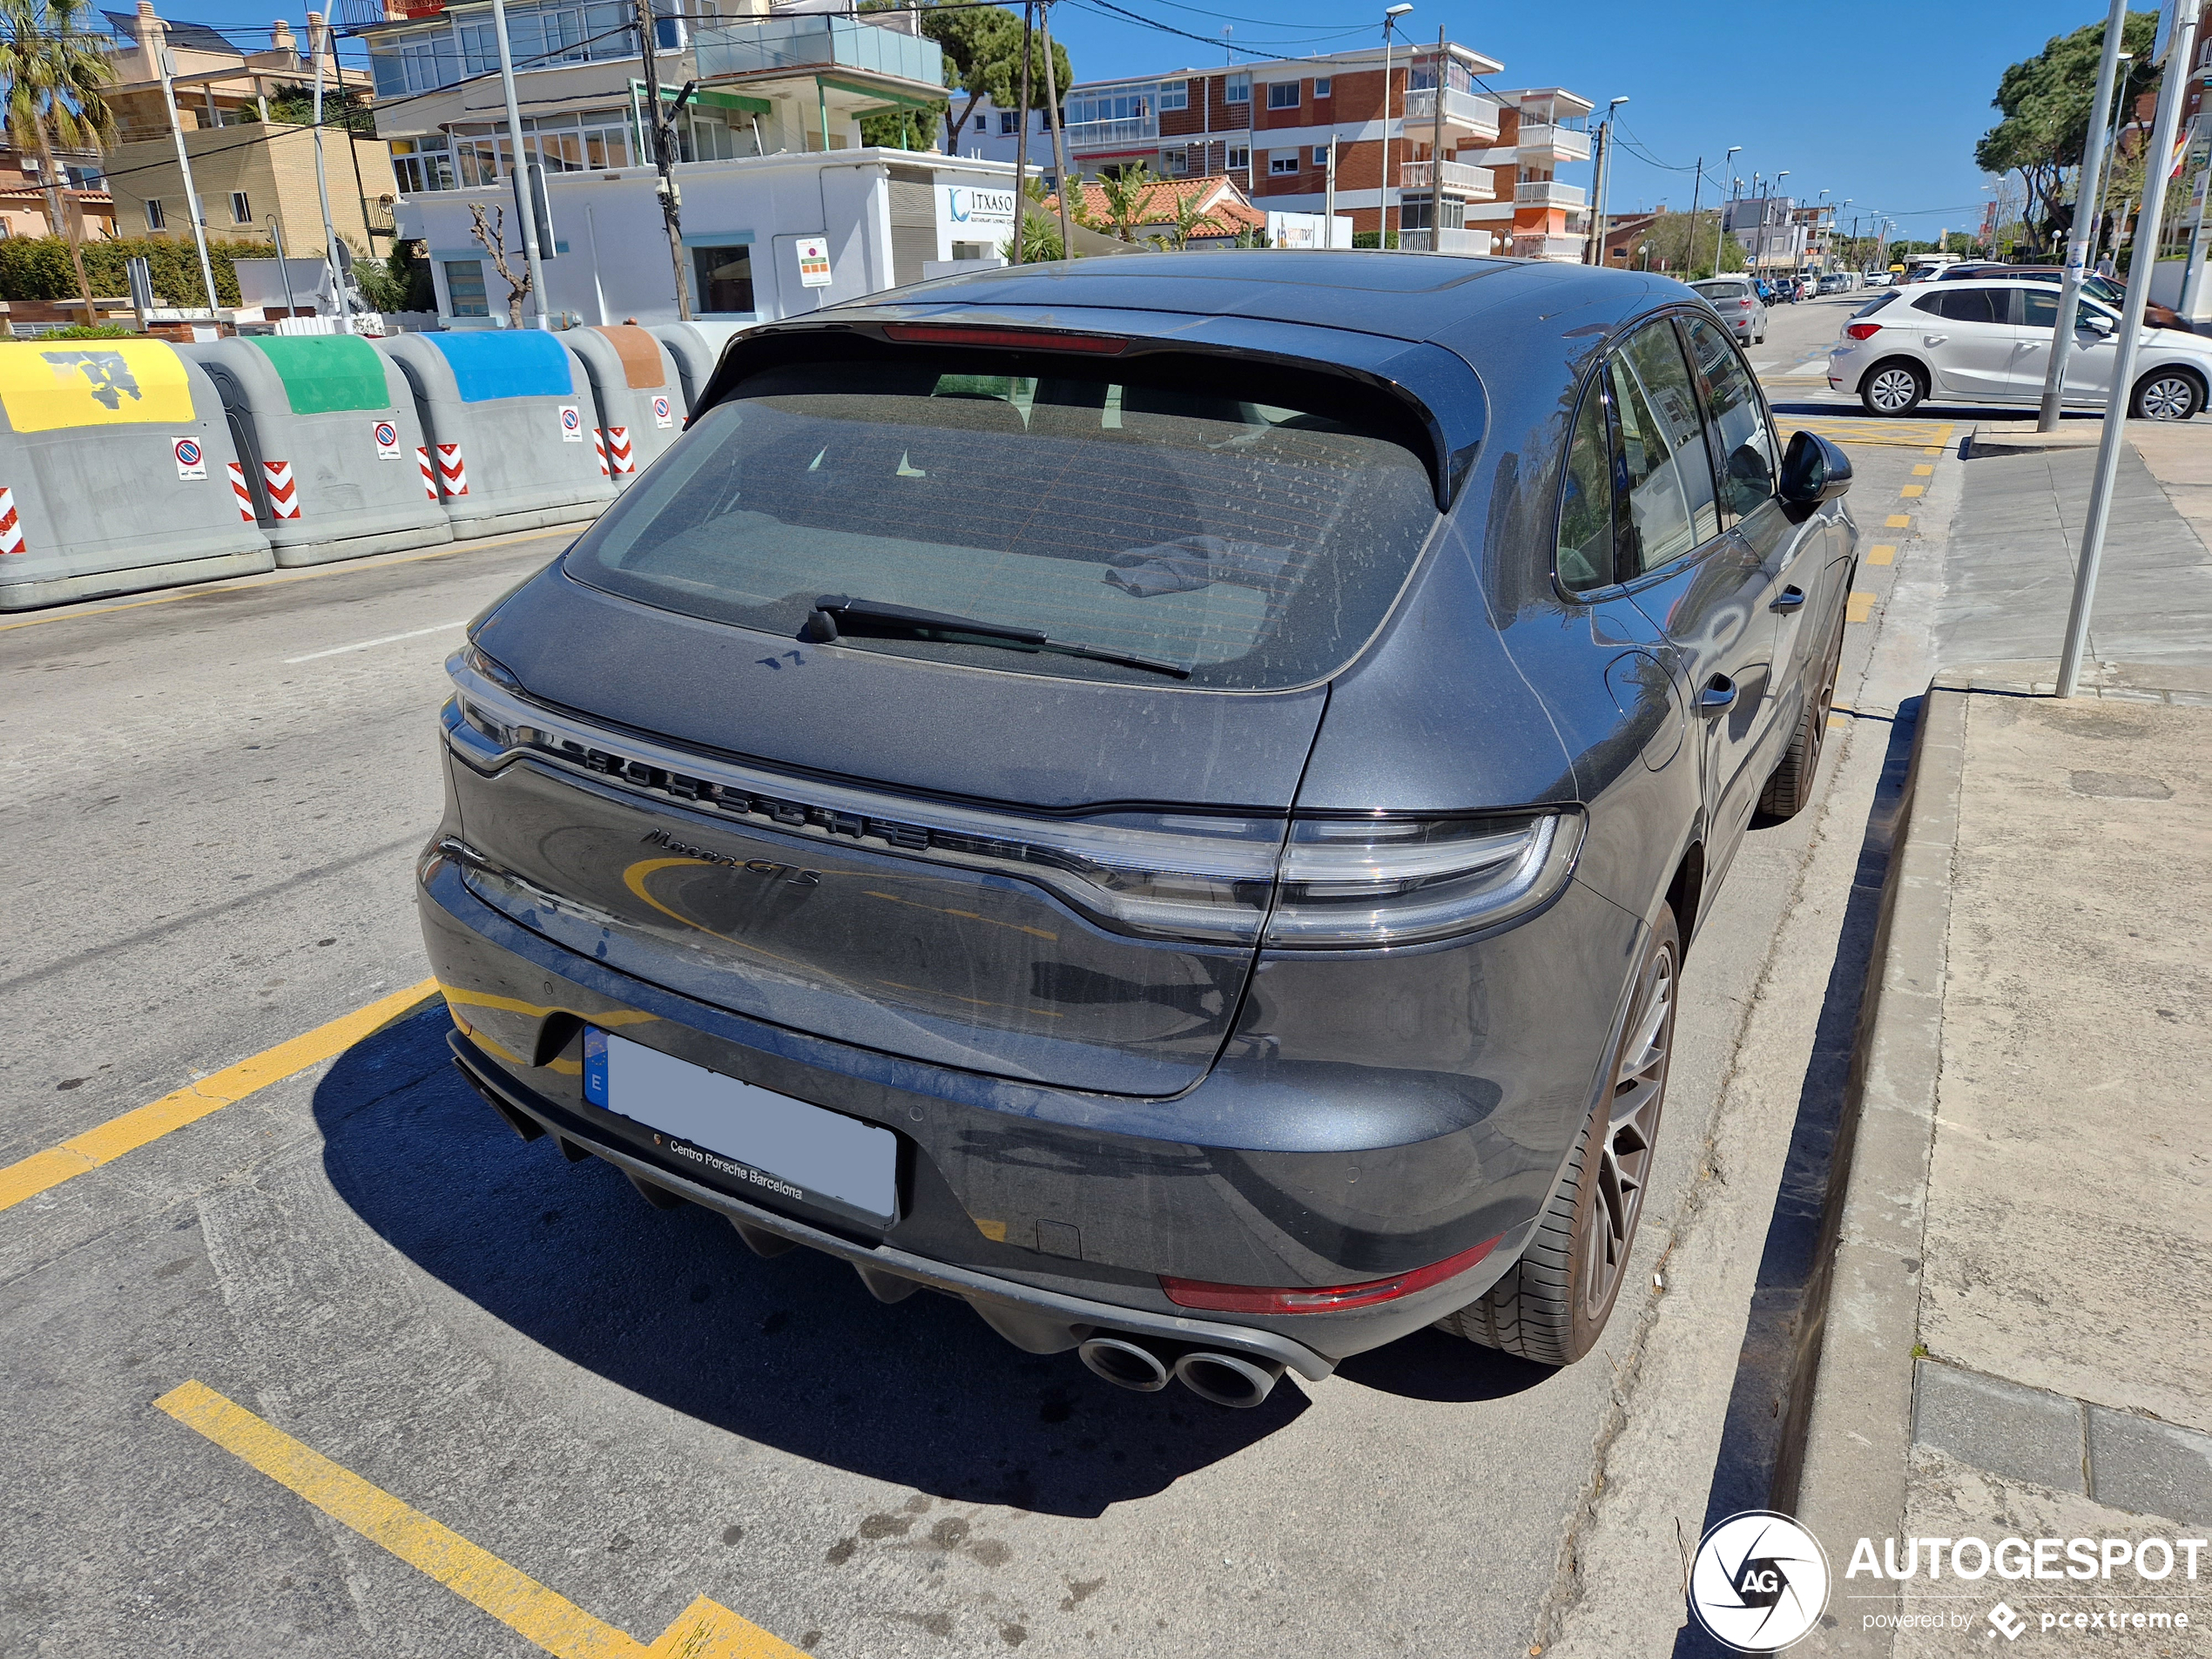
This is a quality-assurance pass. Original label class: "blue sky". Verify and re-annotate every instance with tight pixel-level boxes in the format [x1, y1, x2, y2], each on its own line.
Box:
[178, 0, 2104, 241]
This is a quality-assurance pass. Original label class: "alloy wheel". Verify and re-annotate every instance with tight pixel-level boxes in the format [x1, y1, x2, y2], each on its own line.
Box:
[2138, 374, 2198, 421]
[1578, 944, 1676, 1324]
[1867, 367, 1919, 414]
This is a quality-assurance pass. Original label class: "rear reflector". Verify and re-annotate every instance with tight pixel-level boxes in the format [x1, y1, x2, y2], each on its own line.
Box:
[882, 323, 1129, 354]
[1159, 1235, 1502, 1314]
[1845, 322, 1884, 341]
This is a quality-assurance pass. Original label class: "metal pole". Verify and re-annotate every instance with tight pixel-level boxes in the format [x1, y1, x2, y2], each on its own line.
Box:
[1325, 132, 1337, 246]
[2056, 4, 2199, 698]
[1009, 0, 1032, 263]
[1379, 21, 1394, 247]
[2039, 0, 2128, 431]
[634, 0, 691, 317]
[309, 12, 354, 324]
[490, 0, 550, 326]
[267, 214, 296, 319]
[156, 46, 220, 315]
[1039, 0, 1071, 260]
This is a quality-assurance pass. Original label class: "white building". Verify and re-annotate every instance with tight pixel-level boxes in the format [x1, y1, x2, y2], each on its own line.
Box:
[397, 148, 1020, 327]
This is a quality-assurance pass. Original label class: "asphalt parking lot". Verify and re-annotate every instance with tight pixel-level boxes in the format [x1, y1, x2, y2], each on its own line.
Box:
[2, 293, 1966, 1658]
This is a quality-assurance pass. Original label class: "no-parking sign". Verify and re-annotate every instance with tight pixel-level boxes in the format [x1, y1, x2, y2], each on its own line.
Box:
[558, 404, 583, 442]
[373, 420, 402, 460]
[651, 395, 673, 429]
[172, 435, 206, 480]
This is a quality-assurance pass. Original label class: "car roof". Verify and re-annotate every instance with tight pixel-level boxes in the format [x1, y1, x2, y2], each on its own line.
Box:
[831, 250, 1664, 349]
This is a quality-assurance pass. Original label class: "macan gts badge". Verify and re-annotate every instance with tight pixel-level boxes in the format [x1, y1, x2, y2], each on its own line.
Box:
[420, 251, 1857, 1408]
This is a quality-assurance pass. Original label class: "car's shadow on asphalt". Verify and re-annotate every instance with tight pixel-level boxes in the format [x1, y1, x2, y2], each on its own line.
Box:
[313, 1011, 1555, 1513]
[315, 1012, 1327, 1517]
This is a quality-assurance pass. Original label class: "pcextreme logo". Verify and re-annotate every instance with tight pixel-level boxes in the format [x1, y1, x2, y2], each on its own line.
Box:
[1688, 1511, 1831, 1652]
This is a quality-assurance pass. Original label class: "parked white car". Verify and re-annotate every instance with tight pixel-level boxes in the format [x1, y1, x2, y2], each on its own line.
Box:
[1828, 278, 2210, 420]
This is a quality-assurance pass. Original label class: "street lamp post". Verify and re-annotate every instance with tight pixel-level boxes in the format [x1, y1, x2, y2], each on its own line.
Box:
[1379, 3, 1413, 247]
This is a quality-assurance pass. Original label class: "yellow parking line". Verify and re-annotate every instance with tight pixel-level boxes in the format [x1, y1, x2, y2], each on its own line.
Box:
[1846, 591, 1878, 624]
[1868, 544, 1898, 565]
[0, 980, 440, 1213]
[1885, 514, 1912, 529]
[1912, 464, 1934, 476]
[1899, 484, 1925, 498]
[156, 1381, 801, 1658]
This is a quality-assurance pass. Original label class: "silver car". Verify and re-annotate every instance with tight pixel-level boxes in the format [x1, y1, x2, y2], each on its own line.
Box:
[1829, 276, 2212, 420]
[1692, 277, 1766, 346]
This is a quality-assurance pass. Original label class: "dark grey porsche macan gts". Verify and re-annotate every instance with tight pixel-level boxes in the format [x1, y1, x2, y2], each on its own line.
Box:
[419, 252, 1856, 1408]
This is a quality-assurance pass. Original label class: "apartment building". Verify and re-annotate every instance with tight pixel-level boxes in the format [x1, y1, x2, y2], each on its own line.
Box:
[361, 0, 945, 178]
[953, 45, 1595, 260]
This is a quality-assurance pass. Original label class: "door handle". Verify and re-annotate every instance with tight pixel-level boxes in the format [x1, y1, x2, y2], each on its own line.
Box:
[1771, 585, 1808, 612]
[1700, 673, 1737, 713]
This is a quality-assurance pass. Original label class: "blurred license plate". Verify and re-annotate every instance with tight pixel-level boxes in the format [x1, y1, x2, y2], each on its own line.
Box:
[583, 1028, 897, 1225]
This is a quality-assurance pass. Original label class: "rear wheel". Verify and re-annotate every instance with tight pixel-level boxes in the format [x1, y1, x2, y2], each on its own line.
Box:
[1861, 360, 1925, 415]
[1437, 906, 1679, 1366]
[2131, 368, 2202, 421]
[1756, 605, 1846, 823]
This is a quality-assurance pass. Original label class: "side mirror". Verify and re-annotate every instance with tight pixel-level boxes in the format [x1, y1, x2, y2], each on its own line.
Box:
[1778, 429, 1853, 507]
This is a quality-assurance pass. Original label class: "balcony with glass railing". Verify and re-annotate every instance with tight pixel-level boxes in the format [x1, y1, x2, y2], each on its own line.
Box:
[1402, 84, 1500, 140]
[1514, 179, 1587, 208]
[692, 13, 941, 90]
[1517, 122, 1590, 163]
[1398, 158, 1494, 199]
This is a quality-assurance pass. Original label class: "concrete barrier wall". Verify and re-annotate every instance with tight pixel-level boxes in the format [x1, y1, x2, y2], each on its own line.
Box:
[0, 339, 272, 610]
[378, 332, 617, 538]
[182, 335, 453, 566]
[567, 325, 684, 489]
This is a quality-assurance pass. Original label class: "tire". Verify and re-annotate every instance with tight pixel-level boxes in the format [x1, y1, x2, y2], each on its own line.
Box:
[1437, 905, 1680, 1366]
[1860, 360, 1925, 415]
[2130, 368, 2202, 421]
[1756, 605, 1846, 823]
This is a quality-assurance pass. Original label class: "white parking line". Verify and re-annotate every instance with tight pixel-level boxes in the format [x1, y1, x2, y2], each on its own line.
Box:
[285, 621, 467, 664]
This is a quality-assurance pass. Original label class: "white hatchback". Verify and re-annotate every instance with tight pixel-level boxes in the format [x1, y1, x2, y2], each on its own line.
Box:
[1826, 278, 2212, 420]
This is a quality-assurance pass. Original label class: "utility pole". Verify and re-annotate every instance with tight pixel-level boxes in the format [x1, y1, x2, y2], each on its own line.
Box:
[1039, 0, 1071, 260]
[1686, 155, 1702, 277]
[490, 0, 550, 326]
[632, 0, 691, 317]
[308, 11, 353, 325]
[156, 42, 219, 317]
[1009, 0, 1032, 264]
[1427, 26, 1445, 251]
[2057, 2, 2200, 698]
[2039, 0, 2129, 431]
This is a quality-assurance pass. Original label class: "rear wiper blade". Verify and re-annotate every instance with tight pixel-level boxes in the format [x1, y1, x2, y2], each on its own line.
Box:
[801, 595, 1191, 680]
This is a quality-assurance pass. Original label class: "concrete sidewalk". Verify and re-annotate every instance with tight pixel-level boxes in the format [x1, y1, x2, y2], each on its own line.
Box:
[1793, 427, 2212, 1655]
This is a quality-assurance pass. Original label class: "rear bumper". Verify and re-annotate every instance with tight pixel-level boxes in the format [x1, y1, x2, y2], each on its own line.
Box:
[415, 845, 1608, 1368]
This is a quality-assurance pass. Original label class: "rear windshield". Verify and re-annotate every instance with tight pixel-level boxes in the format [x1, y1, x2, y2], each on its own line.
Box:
[563, 349, 1441, 691]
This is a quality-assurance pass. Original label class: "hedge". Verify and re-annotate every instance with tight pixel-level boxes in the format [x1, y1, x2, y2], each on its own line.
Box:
[0, 235, 269, 308]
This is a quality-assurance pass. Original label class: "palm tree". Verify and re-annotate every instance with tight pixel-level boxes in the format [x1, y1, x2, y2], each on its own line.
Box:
[0, 0, 118, 316]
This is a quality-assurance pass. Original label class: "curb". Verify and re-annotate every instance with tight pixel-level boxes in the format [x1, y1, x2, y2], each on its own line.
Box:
[1786, 676, 1970, 1656]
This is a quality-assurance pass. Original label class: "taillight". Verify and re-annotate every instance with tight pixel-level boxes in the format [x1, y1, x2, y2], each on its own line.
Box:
[1846, 322, 1883, 341]
[1161, 1236, 1503, 1314]
[447, 651, 1581, 950]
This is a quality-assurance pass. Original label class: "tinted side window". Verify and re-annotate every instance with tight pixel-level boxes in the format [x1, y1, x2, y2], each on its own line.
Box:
[1682, 314, 1777, 525]
[1557, 377, 1615, 592]
[1610, 320, 1719, 577]
[1932, 288, 1998, 324]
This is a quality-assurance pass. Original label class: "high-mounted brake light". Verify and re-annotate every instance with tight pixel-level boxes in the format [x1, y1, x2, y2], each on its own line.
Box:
[1845, 322, 1883, 341]
[882, 323, 1129, 354]
[1160, 1236, 1503, 1314]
